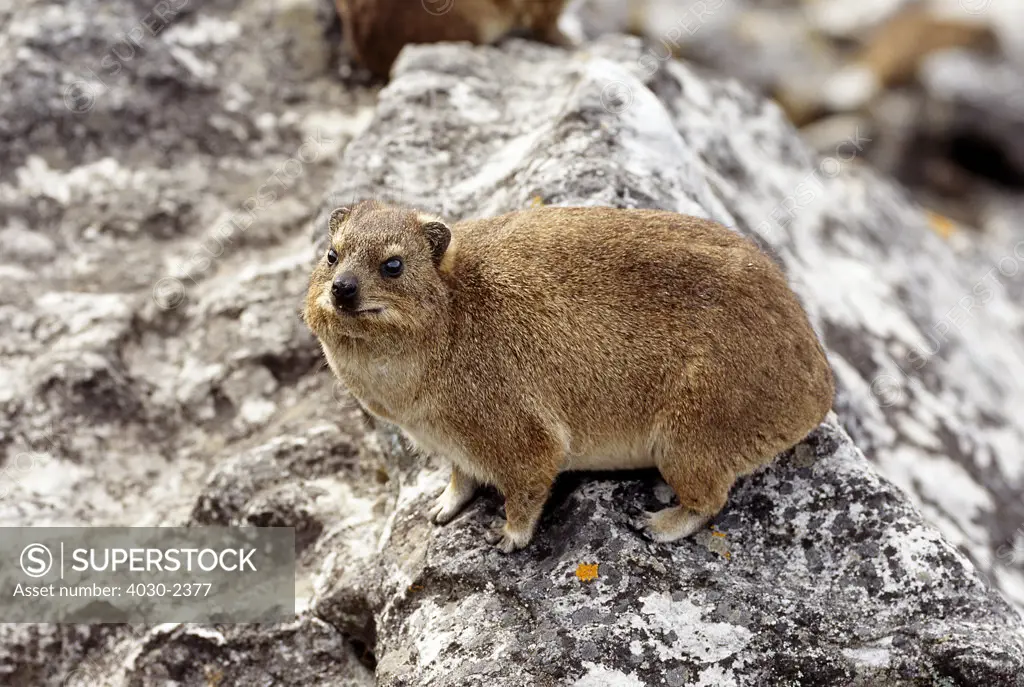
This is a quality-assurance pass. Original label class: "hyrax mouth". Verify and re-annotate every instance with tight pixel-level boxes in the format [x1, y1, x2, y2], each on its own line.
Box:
[337, 306, 384, 317]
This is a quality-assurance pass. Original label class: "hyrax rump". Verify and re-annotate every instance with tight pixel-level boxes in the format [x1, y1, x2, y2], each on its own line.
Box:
[304, 201, 834, 552]
[334, 0, 572, 76]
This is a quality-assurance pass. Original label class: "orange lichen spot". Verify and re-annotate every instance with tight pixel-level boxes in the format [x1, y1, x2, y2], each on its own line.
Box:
[575, 563, 599, 582]
[530, 196, 546, 207]
[926, 211, 957, 239]
[705, 528, 731, 560]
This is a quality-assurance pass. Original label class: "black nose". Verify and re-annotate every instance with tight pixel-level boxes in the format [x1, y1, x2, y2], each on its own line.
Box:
[331, 272, 358, 307]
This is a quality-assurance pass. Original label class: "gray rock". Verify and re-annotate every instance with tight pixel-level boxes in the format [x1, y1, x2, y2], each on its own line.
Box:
[2, 619, 374, 687]
[919, 48, 1024, 179]
[4, 0, 1024, 683]
[320, 417, 1023, 685]
[0, 0, 379, 684]
[119, 615, 374, 687]
[570, 0, 1024, 224]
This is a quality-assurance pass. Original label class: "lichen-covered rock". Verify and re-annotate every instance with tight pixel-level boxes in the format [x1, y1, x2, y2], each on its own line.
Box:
[121, 618, 374, 687]
[6, 619, 374, 687]
[317, 418, 1023, 685]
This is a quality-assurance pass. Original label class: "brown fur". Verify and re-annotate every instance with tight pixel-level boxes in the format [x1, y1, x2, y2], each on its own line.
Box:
[334, 0, 572, 76]
[303, 200, 835, 551]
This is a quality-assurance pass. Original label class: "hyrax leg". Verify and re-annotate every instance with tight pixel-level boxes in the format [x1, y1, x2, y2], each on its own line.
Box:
[429, 464, 479, 525]
[649, 449, 735, 542]
[484, 433, 563, 553]
[485, 474, 558, 553]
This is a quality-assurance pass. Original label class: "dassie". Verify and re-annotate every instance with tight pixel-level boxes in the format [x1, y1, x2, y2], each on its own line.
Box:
[335, 0, 572, 76]
[304, 200, 834, 552]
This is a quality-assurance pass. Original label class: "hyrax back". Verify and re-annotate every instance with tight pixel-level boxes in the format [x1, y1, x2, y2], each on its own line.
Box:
[303, 201, 834, 551]
[335, 0, 571, 76]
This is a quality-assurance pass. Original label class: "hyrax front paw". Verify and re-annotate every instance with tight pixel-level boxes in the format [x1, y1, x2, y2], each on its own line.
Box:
[484, 520, 531, 553]
[429, 478, 475, 525]
[428, 497, 461, 525]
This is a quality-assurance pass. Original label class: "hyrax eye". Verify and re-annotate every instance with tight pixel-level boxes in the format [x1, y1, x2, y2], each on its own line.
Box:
[326, 248, 338, 265]
[381, 257, 404, 278]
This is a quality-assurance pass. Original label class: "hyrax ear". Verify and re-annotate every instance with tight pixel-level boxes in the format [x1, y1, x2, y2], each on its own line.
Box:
[328, 207, 350, 236]
[421, 219, 451, 264]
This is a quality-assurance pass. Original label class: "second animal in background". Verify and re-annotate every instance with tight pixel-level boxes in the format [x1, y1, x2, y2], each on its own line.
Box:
[335, 0, 573, 76]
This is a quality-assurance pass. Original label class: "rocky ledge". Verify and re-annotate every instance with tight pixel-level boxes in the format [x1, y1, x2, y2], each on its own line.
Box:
[2, 4, 1024, 685]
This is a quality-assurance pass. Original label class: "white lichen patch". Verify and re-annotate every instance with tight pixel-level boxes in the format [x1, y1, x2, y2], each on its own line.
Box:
[573, 662, 646, 687]
[403, 596, 489, 674]
[882, 521, 972, 592]
[406, 600, 457, 668]
[695, 664, 738, 687]
[301, 108, 374, 156]
[238, 398, 276, 426]
[842, 644, 892, 669]
[164, 16, 241, 46]
[8, 156, 136, 205]
[638, 592, 752, 663]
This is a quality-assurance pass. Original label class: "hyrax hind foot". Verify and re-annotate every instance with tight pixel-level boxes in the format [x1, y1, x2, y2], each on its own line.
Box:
[484, 520, 532, 553]
[650, 450, 733, 542]
[429, 466, 478, 525]
[646, 507, 713, 542]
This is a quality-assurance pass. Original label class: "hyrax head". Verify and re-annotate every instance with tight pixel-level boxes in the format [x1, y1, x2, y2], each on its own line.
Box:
[303, 200, 451, 341]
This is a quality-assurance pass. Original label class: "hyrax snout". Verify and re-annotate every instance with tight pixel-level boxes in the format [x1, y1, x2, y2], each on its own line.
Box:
[304, 200, 835, 552]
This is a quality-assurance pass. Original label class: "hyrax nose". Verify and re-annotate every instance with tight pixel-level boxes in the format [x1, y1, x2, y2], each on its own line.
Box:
[331, 272, 359, 307]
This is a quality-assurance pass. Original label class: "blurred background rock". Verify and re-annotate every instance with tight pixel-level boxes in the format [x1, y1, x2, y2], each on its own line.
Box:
[572, 0, 1024, 237]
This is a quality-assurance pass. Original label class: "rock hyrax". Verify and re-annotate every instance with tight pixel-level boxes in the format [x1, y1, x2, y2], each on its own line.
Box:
[304, 200, 835, 551]
[335, 0, 572, 76]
